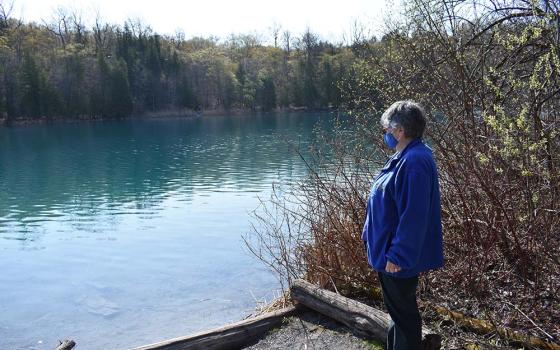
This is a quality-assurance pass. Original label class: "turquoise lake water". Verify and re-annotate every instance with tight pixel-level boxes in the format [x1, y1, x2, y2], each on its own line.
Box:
[0, 112, 334, 350]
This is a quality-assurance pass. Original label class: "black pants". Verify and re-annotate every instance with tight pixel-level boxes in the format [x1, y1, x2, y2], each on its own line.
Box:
[378, 272, 422, 350]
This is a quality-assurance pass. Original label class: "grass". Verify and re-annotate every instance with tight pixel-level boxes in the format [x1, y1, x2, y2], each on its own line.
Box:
[362, 339, 384, 350]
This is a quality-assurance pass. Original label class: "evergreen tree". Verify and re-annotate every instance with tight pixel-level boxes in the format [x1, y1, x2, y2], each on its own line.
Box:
[258, 76, 276, 111]
[4, 69, 16, 120]
[92, 51, 110, 116]
[178, 76, 197, 110]
[0, 14, 362, 119]
[19, 51, 42, 117]
[221, 73, 236, 110]
[62, 52, 87, 116]
[320, 56, 337, 107]
[108, 59, 133, 117]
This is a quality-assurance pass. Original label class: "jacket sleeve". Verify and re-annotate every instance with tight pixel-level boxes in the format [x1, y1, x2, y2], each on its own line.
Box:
[361, 202, 369, 242]
[385, 160, 431, 270]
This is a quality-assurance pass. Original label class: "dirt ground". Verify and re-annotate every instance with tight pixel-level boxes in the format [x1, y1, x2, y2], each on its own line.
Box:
[244, 311, 383, 350]
[242, 308, 526, 350]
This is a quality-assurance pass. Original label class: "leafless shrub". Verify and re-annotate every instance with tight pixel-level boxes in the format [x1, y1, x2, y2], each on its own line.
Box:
[247, 0, 560, 343]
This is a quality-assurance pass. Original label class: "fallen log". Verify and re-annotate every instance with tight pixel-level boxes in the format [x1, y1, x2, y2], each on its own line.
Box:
[290, 279, 441, 349]
[129, 306, 297, 350]
[55, 340, 76, 350]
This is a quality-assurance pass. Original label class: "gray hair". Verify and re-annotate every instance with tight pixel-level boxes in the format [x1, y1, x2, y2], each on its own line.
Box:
[380, 100, 427, 139]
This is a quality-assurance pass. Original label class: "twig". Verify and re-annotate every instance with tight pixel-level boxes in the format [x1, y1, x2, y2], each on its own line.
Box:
[329, 276, 340, 295]
[504, 301, 556, 341]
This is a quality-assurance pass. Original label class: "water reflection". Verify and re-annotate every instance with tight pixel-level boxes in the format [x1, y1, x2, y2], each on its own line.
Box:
[0, 113, 327, 238]
[0, 112, 333, 350]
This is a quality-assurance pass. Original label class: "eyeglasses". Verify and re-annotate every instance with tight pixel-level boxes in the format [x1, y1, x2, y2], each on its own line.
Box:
[382, 124, 400, 134]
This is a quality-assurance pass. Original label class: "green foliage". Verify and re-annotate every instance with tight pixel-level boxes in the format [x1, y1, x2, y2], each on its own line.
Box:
[362, 339, 384, 350]
[18, 51, 61, 118]
[19, 51, 42, 117]
[0, 15, 360, 119]
[178, 76, 198, 110]
[92, 53, 132, 117]
[323, 0, 559, 342]
[108, 59, 133, 117]
[258, 75, 277, 112]
[249, 0, 559, 344]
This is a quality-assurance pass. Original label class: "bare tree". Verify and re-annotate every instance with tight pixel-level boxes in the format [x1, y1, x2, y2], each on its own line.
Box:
[350, 18, 367, 45]
[70, 8, 86, 45]
[126, 17, 152, 38]
[43, 6, 71, 48]
[282, 30, 291, 54]
[93, 10, 113, 53]
[0, 0, 14, 31]
[173, 28, 185, 49]
[269, 21, 281, 48]
[299, 28, 319, 62]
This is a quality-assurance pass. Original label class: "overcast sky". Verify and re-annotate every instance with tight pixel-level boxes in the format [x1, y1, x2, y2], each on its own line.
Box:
[8, 0, 397, 43]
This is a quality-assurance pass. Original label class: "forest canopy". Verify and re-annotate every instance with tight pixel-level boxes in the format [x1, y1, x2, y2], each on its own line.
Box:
[0, 1, 375, 121]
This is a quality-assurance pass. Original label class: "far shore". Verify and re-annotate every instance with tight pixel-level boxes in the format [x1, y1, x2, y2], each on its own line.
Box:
[0, 106, 338, 127]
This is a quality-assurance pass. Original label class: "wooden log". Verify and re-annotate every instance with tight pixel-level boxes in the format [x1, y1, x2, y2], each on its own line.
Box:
[290, 279, 441, 349]
[129, 306, 297, 350]
[55, 340, 76, 350]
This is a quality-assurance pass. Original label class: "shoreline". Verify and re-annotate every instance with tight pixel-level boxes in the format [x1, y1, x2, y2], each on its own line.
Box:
[0, 107, 339, 127]
[129, 280, 560, 350]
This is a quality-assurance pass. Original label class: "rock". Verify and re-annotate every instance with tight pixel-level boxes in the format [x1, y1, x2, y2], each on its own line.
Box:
[78, 294, 120, 317]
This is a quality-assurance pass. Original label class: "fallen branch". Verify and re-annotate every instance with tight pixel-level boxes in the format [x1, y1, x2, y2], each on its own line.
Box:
[290, 279, 441, 349]
[503, 300, 555, 341]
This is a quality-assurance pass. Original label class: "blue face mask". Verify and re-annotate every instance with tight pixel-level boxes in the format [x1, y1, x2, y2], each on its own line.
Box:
[384, 132, 398, 149]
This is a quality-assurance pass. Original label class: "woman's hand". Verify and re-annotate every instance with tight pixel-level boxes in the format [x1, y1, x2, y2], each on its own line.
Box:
[385, 261, 402, 273]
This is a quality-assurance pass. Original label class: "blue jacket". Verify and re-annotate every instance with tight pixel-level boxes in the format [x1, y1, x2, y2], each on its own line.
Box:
[362, 139, 444, 278]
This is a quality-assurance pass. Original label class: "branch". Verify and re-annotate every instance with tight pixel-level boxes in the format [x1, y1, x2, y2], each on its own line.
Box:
[463, 11, 541, 48]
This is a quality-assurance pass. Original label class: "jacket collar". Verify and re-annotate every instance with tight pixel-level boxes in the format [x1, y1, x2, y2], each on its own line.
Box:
[393, 138, 422, 160]
[379, 138, 423, 174]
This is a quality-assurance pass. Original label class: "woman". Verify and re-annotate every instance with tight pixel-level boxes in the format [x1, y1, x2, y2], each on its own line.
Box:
[362, 101, 444, 350]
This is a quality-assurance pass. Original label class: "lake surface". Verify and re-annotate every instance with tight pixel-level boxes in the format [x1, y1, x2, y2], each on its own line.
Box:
[0, 112, 334, 350]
